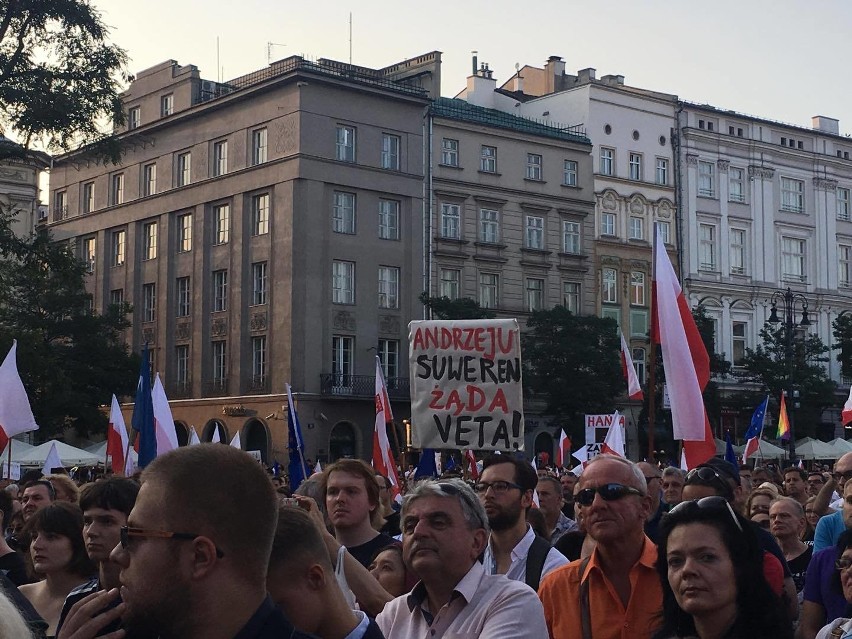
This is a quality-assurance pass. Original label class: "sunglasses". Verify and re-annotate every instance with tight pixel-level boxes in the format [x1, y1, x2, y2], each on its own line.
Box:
[836, 558, 852, 572]
[667, 495, 743, 533]
[433, 481, 488, 530]
[685, 467, 734, 497]
[120, 526, 224, 558]
[834, 471, 852, 482]
[575, 483, 644, 507]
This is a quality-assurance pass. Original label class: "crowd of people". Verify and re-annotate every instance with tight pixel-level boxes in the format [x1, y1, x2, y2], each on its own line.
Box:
[1, 447, 852, 638]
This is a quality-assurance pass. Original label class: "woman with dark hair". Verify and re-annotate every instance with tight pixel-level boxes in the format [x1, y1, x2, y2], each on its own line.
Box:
[18, 502, 96, 637]
[367, 543, 417, 597]
[653, 496, 793, 639]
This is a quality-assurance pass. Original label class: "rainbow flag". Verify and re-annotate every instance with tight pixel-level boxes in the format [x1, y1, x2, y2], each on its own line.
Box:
[778, 394, 790, 441]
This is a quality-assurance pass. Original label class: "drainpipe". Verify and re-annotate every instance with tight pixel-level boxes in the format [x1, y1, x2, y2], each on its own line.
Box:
[422, 103, 433, 319]
[673, 102, 685, 279]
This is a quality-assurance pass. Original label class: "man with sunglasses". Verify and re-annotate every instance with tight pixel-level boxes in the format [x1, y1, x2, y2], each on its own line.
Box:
[538, 454, 662, 639]
[812, 453, 852, 552]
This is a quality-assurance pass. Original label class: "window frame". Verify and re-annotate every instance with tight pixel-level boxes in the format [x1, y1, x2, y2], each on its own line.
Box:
[332, 260, 355, 304]
[252, 261, 268, 305]
[251, 128, 268, 165]
[381, 133, 400, 170]
[698, 223, 716, 271]
[628, 152, 642, 181]
[698, 161, 715, 198]
[479, 272, 499, 309]
[599, 147, 614, 176]
[440, 268, 461, 299]
[213, 140, 228, 177]
[440, 203, 461, 239]
[378, 199, 400, 240]
[441, 138, 459, 167]
[177, 213, 192, 253]
[562, 220, 581, 254]
[176, 276, 191, 318]
[526, 153, 543, 181]
[602, 267, 618, 303]
[332, 191, 356, 234]
[336, 125, 356, 162]
[655, 158, 668, 185]
[563, 160, 578, 186]
[525, 215, 544, 249]
[251, 193, 270, 236]
[176, 152, 191, 187]
[780, 177, 805, 213]
[111, 229, 126, 267]
[525, 277, 544, 312]
[143, 221, 158, 261]
[480, 145, 497, 173]
[378, 266, 400, 309]
[479, 208, 500, 243]
[142, 283, 156, 322]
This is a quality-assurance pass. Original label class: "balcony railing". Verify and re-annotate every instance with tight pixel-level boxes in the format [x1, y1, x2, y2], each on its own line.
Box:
[247, 375, 269, 394]
[319, 374, 410, 399]
[168, 380, 193, 399]
[203, 378, 229, 397]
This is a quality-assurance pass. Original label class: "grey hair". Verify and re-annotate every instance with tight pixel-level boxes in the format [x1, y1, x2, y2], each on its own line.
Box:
[584, 454, 647, 495]
[402, 478, 489, 533]
[662, 467, 684, 481]
[771, 495, 805, 519]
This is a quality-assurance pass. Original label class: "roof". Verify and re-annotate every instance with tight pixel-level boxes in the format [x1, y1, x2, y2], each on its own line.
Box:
[430, 97, 589, 144]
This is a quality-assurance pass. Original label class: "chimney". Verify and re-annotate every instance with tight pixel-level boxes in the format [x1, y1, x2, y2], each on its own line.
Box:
[544, 55, 565, 94]
[812, 115, 840, 135]
[472, 51, 478, 76]
[577, 68, 596, 84]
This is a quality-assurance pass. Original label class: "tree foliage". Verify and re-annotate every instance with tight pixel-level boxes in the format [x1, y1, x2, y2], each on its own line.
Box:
[833, 313, 852, 380]
[419, 293, 496, 320]
[0, 210, 138, 440]
[0, 0, 128, 160]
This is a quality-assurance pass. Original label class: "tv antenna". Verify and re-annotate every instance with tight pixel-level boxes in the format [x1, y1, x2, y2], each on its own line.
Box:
[268, 42, 287, 64]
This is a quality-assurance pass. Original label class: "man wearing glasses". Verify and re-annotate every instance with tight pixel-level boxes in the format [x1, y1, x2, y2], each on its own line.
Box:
[376, 478, 548, 638]
[813, 453, 852, 552]
[538, 454, 662, 639]
[476, 456, 568, 590]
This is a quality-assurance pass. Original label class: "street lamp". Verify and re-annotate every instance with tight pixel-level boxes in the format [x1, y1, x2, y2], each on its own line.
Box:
[767, 287, 811, 463]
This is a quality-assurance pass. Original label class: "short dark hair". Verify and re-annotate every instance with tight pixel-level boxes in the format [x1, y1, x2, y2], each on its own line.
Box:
[481, 455, 538, 492]
[321, 458, 380, 508]
[23, 479, 55, 501]
[79, 477, 140, 517]
[23, 502, 96, 578]
[269, 506, 331, 573]
[0, 490, 12, 528]
[537, 475, 562, 493]
[784, 466, 807, 481]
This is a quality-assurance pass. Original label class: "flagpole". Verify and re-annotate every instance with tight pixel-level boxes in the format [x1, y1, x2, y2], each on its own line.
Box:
[293, 395, 308, 480]
[648, 282, 658, 461]
[6, 439, 11, 480]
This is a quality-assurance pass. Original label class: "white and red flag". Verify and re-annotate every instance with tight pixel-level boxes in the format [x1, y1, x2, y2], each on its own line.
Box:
[620, 332, 644, 400]
[151, 374, 179, 457]
[600, 410, 625, 457]
[188, 426, 201, 446]
[373, 356, 402, 503]
[0, 341, 38, 454]
[843, 384, 852, 426]
[653, 227, 715, 468]
[107, 395, 129, 475]
[464, 449, 479, 480]
[555, 430, 572, 468]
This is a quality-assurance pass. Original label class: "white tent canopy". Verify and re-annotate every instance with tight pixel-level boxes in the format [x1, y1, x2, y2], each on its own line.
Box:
[0, 439, 34, 464]
[734, 438, 788, 459]
[16, 441, 100, 467]
[795, 437, 836, 460]
[828, 438, 852, 455]
[85, 441, 138, 464]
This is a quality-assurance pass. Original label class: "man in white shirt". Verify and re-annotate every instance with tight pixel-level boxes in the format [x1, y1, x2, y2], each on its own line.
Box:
[476, 456, 568, 590]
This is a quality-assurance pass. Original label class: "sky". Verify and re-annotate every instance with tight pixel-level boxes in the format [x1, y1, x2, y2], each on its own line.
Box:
[93, 0, 852, 134]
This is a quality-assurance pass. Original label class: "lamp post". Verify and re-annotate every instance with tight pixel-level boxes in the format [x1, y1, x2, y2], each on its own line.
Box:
[767, 287, 811, 464]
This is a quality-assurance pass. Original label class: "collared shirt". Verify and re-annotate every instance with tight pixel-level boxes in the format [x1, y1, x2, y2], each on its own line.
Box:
[538, 535, 662, 639]
[232, 595, 316, 639]
[343, 610, 385, 639]
[376, 560, 548, 639]
[483, 525, 569, 583]
[550, 512, 579, 545]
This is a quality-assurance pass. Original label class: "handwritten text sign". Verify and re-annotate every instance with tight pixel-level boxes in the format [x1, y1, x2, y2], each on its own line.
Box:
[409, 319, 524, 451]
[584, 414, 626, 460]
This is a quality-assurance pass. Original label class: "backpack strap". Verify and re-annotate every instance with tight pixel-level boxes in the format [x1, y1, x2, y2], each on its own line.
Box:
[579, 556, 593, 639]
[524, 534, 552, 592]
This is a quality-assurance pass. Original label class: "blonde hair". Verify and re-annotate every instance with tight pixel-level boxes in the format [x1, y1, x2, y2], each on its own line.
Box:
[46, 474, 80, 504]
[0, 589, 33, 638]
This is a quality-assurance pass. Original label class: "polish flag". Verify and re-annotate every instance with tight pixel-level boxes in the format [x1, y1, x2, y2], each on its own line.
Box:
[107, 395, 129, 475]
[600, 411, 625, 457]
[653, 227, 715, 468]
[844, 384, 852, 426]
[464, 449, 479, 480]
[373, 357, 402, 503]
[151, 375, 179, 456]
[555, 431, 572, 468]
[620, 333, 644, 400]
[0, 341, 38, 455]
[230, 431, 241, 449]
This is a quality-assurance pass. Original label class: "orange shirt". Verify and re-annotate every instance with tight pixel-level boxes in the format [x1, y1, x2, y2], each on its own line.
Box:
[538, 536, 662, 639]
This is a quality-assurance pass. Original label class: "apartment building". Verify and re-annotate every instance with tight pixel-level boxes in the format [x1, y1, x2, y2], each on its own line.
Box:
[46, 53, 440, 464]
[0, 135, 50, 237]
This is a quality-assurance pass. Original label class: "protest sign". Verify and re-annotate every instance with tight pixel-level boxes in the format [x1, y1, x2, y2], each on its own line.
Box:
[409, 319, 524, 451]
[583, 413, 626, 461]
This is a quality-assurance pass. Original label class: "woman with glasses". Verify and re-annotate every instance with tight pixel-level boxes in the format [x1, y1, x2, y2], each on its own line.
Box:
[815, 530, 852, 638]
[18, 502, 96, 638]
[653, 496, 793, 639]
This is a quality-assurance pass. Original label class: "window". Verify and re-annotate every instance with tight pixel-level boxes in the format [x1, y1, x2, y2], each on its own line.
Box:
[381, 134, 400, 170]
[629, 216, 644, 240]
[175, 346, 189, 386]
[479, 209, 499, 243]
[252, 261, 268, 305]
[378, 339, 399, 380]
[655, 221, 671, 244]
[599, 147, 614, 176]
[563, 160, 578, 186]
[252, 128, 268, 165]
[562, 221, 581, 254]
[732, 322, 747, 367]
[699, 224, 716, 271]
[336, 125, 356, 162]
[214, 204, 230, 244]
[109, 289, 124, 307]
[212, 341, 227, 384]
[480, 145, 497, 173]
[440, 268, 460, 299]
[839, 188, 851, 221]
[142, 283, 156, 322]
[602, 268, 617, 303]
[82, 183, 94, 214]
[176, 277, 191, 317]
[251, 194, 269, 236]
[143, 163, 157, 196]
[111, 174, 125, 205]
[111, 230, 126, 267]
[729, 167, 746, 203]
[781, 237, 806, 282]
[840, 245, 852, 287]
[177, 213, 192, 252]
[332, 261, 355, 304]
[143, 221, 158, 260]
[378, 200, 399, 240]
[332, 336, 354, 388]
[655, 158, 668, 185]
[629, 153, 642, 181]
[213, 140, 228, 176]
[525, 215, 544, 249]
[781, 177, 805, 213]
[177, 152, 191, 187]
[252, 336, 267, 384]
[630, 310, 648, 337]
[441, 138, 459, 166]
[82, 237, 96, 273]
[440, 203, 460, 239]
[332, 192, 356, 234]
[526, 153, 543, 180]
[54, 191, 67, 219]
[128, 107, 140, 129]
[526, 278, 544, 312]
[479, 273, 499, 308]
[601, 212, 616, 236]
[698, 161, 715, 197]
[730, 228, 746, 275]
[563, 282, 580, 314]
[632, 348, 646, 383]
[601, 307, 621, 329]
[212, 270, 228, 312]
[630, 271, 645, 306]
[378, 266, 399, 309]
[160, 94, 173, 117]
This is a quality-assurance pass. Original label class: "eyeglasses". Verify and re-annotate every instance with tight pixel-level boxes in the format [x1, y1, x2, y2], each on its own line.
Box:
[473, 480, 523, 495]
[836, 558, 852, 572]
[834, 471, 852, 482]
[667, 495, 743, 533]
[120, 526, 224, 558]
[685, 467, 734, 497]
[433, 481, 487, 530]
[575, 483, 644, 507]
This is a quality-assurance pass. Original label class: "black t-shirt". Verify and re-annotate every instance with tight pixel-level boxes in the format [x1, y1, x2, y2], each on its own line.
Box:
[380, 511, 401, 537]
[787, 545, 813, 593]
[346, 533, 397, 568]
[0, 550, 28, 586]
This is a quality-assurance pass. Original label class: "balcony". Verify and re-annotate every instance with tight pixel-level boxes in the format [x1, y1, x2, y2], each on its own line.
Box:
[247, 375, 269, 394]
[203, 378, 229, 397]
[168, 380, 193, 399]
[319, 374, 410, 400]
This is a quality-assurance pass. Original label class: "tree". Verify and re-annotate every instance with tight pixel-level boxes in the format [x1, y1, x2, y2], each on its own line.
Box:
[0, 210, 138, 439]
[833, 313, 852, 380]
[418, 293, 495, 320]
[522, 306, 622, 442]
[0, 0, 128, 160]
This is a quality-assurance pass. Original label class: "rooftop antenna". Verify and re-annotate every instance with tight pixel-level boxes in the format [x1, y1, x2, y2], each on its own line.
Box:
[349, 12, 353, 67]
[267, 42, 287, 64]
[216, 36, 220, 82]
